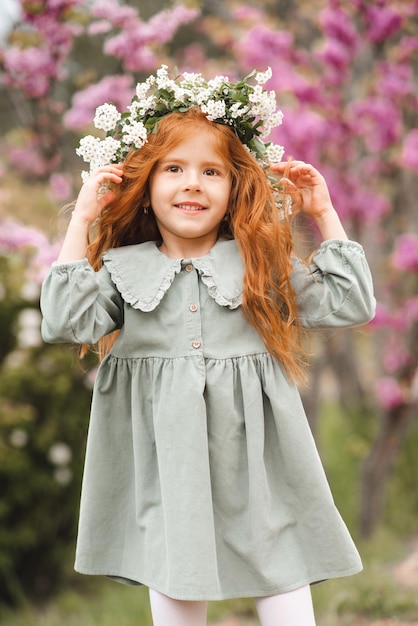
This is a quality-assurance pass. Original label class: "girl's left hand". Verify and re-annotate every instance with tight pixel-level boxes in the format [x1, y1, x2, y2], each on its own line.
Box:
[270, 160, 334, 221]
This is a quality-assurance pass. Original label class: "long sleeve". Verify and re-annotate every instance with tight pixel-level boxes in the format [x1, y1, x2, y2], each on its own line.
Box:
[40, 258, 124, 344]
[291, 239, 376, 328]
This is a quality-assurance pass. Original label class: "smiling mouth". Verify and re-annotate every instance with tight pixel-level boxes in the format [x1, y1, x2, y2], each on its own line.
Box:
[176, 203, 206, 211]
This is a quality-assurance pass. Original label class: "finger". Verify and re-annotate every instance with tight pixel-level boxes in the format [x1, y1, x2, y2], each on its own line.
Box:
[270, 160, 314, 177]
[93, 168, 123, 179]
[90, 170, 123, 191]
[286, 162, 313, 174]
[277, 177, 298, 193]
[89, 165, 123, 180]
[92, 163, 123, 172]
[97, 191, 117, 211]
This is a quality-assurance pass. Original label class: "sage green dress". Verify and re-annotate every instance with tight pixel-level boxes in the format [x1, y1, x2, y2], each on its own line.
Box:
[40, 238, 375, 601]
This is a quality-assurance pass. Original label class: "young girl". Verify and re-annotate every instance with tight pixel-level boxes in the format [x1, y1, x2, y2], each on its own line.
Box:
[40, 67, 375, 626]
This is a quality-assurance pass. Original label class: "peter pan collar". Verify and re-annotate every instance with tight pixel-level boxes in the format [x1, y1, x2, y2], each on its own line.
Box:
[102, 239, 244, 312]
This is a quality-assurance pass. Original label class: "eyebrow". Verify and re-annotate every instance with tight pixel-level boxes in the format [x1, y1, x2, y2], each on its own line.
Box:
[159, 157, 227, 168]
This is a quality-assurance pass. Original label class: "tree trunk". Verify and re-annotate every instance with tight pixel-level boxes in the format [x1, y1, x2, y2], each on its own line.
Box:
[301, 328, 368, 435]
[359, 403, 417, 538]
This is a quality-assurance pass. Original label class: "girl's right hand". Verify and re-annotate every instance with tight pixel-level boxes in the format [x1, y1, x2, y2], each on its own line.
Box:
[71, 164, 124, 226]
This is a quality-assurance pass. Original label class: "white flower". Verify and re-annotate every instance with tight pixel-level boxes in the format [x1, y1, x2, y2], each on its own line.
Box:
[84, 136, 121, 172]
[76, 135, 100, 163]
[48, 442, 72, 466]
[156, 64, 171, 89]
[172, 85, 189, 102]
[267, 110, 284, 129]
[136, 81, 149, 99]
[122, 120, 148, 149]
[77, 65, 286, 172]
[130, 96, 155, 117]
[266, 143, 285, 163]
[54, 467, 73, 486]
[249, 88, 277, 119]
[181, 72, 205, 87]
[20, 280, 40, 300]
[9, 429, 28, 448]
[194, 88, 213, 105]
[207, 75, 230, 90]
[200, 99, 226, 121]
[249, 84, 263, 102]
[260, 110, 284, 139]
[230, 102, 248, 119]
[17, 308, 42, 347]
[93, 103, 121, 132]
[255, 67, 272, 85]
[97, 136, 121, 163]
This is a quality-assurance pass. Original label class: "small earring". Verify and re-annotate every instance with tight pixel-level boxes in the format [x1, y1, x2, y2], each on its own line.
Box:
[143, 206, 149, 215]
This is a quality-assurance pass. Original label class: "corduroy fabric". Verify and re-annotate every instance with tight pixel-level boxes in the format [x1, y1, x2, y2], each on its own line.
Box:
[40, 238, 375, 600]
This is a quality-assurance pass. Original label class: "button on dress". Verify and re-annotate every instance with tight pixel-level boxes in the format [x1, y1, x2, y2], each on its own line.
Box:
[40, 238, 375, 601]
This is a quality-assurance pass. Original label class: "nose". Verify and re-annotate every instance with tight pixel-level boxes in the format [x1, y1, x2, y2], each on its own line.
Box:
[182, 169, 202, 191]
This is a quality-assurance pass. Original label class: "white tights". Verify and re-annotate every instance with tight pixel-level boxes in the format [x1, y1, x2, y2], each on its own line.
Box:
[149, 584, 316, 626]
[149, 589, 208, 626]
[254, 585, 317, 626]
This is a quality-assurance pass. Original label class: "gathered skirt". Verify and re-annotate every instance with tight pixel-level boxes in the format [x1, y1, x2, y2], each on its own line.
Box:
[74, 352, 362, 600]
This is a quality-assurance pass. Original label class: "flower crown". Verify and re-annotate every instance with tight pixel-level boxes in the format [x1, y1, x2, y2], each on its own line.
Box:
[76, 65, 285, 181]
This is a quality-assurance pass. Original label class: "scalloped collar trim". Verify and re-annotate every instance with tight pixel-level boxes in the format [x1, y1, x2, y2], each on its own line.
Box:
[102, 239, 244, 312]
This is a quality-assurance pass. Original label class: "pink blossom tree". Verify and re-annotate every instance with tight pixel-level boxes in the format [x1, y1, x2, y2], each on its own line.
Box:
[0, 0, 198, 189]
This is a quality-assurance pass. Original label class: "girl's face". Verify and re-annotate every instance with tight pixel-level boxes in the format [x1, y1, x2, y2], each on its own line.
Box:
[149, 128, 232, 258]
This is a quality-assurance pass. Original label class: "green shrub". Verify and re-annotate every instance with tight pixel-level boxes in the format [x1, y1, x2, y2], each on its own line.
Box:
[0, 226, 95, 606]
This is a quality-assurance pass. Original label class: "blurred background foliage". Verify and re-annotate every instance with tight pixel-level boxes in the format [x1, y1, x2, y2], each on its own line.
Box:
[0, 0, 417, 621]
[0, 232, 97, 603]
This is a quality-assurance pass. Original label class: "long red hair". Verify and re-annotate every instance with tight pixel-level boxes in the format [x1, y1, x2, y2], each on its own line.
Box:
[85, 107, 307, 380]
